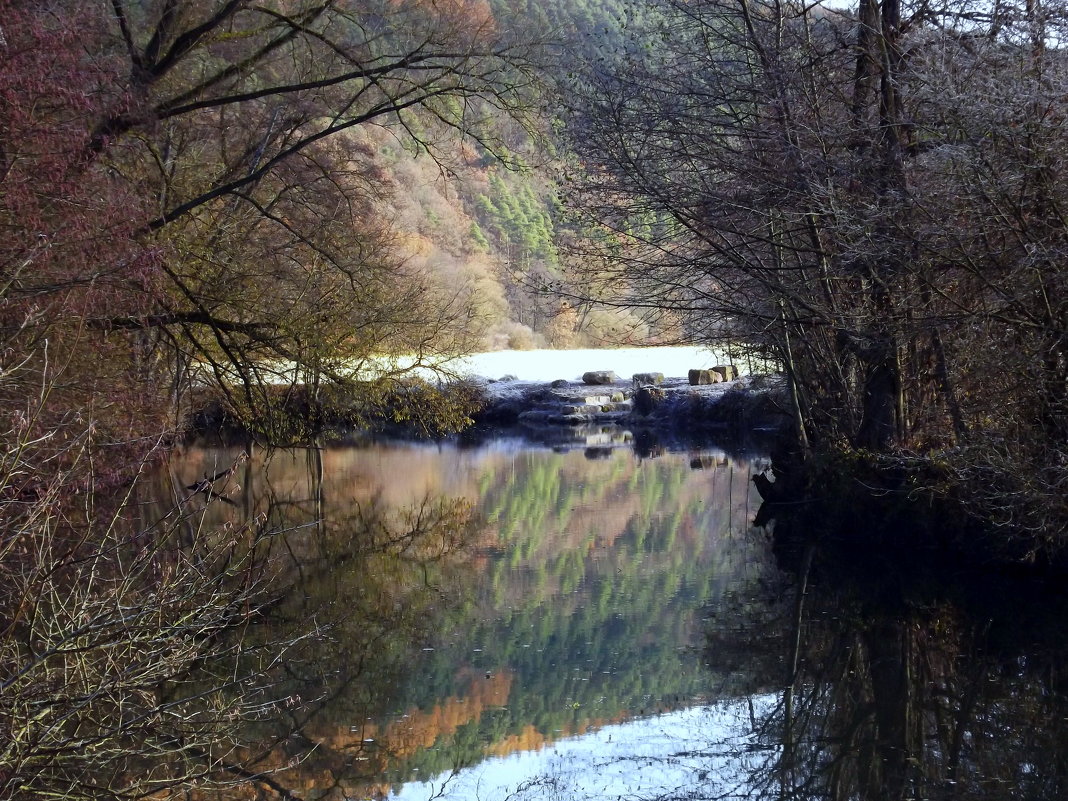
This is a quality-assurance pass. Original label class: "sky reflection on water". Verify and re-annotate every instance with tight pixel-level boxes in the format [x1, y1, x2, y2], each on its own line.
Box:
[391, 699, 776, 801]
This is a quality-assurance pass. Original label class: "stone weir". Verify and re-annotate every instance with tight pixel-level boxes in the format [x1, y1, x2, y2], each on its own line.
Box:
[473, 368, 790, 437]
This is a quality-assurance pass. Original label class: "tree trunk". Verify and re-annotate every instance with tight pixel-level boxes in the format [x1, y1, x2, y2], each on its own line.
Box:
[856, 337, 900, 451]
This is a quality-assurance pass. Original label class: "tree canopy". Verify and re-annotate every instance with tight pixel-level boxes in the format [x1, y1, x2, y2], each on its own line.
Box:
[1, 0, 543, 444]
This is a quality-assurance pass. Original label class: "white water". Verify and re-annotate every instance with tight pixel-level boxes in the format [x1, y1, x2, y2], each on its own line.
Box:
[250, 345, 761, 385]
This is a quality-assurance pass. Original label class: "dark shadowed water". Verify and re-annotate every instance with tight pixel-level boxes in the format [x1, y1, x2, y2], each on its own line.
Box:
[154, 434, 1068, 801]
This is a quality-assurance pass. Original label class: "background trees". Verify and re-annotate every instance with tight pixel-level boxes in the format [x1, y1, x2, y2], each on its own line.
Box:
[3, 0, 545, 443]
[559, 0, 1067, 529]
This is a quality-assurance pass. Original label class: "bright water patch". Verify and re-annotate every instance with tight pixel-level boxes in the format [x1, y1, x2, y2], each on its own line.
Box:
[391, 699, 775, 801]
[455, 345, 734, 382]
[249, 345, 769, 384]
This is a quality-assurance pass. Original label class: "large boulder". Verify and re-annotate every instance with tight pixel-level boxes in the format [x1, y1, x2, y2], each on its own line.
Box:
[550, 379, 570, 388]
[688, 368, 722, 385]
[713, 364, 739, 381]
[632, 371, 665, 386]
[582, 370, 617, 385]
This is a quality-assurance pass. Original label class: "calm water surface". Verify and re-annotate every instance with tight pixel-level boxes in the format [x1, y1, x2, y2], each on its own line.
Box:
[157, 435, 1068, 801]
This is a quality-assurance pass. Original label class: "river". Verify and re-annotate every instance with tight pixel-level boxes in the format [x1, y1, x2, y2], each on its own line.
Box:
[151, 434, 1068, 801]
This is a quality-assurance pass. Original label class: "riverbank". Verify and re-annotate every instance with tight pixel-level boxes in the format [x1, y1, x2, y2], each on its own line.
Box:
[755, 447, 1068, 576]
[187, 368, 793, 446]
[470, 372, 789, 435]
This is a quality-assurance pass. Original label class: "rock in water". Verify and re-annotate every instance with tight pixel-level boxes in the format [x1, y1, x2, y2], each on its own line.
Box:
[752, 471, 777, 501]
[688, 368, 722, 385]
[582, 370, 617, 385]
[632, 371, 665, 386]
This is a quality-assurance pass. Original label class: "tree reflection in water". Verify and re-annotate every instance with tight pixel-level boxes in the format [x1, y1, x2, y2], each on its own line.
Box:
[708, 518, 1068, 801]
[157, 438, 769, 801]
[156, 442, 486, 800]
[156, 442, 1068, 801]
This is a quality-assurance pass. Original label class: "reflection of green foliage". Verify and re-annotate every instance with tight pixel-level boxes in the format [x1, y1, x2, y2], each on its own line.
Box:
[177, 442, 772, 795]
[386, 448, 772, 785]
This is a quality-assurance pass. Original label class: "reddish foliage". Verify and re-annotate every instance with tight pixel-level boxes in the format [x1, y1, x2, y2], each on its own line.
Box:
[0, 1, 170, 478]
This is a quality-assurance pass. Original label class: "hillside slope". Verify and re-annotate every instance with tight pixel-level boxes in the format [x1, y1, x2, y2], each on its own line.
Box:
[359, 0, 656, 351]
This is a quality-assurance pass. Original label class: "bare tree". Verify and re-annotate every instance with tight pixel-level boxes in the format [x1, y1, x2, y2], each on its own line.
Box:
[559, 0, 1066, 531]
[0, 360, 301, 799]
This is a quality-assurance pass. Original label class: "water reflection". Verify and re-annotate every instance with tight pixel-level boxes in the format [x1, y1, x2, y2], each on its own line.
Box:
[155, 438, 768, 799]
[717, 515, 1068, 801]
[391, 702, 773, 801]
[149, 439, 1068, 801]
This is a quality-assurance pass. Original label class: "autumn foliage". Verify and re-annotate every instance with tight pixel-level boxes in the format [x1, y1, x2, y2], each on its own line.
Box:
[2, 0, 543, 457]
[0, 2, 540, 799]
[0, 2, 169, 468]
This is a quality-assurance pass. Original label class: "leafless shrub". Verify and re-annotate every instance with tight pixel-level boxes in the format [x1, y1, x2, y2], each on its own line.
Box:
[0, 364, 307, 800]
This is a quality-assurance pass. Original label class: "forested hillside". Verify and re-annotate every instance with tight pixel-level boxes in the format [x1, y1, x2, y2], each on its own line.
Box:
[362, 0, 654, 351]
